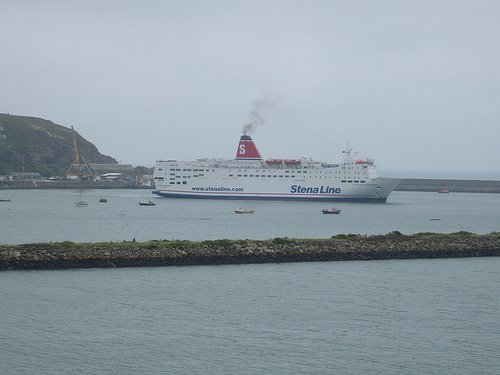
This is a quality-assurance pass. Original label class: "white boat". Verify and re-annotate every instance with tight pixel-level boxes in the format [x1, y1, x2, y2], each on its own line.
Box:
[139, 200, 156, 206]
[153, 134, 400, 202]
[75, 191, 88, 207]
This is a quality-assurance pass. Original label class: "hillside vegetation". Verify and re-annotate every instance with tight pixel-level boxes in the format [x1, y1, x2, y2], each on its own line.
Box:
[0, 113, 116, 176]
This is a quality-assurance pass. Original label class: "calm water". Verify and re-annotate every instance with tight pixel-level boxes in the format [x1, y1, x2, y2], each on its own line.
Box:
[1, 258, 499, 374]
[1, 189, 499, 244]
[1, 189, 499, 374]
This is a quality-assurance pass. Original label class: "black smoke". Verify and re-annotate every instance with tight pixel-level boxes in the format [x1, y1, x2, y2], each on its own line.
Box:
[242, 98, 276, 135]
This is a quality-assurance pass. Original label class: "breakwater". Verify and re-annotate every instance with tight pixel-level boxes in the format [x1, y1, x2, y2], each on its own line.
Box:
[395, 178, 500, 193]
[1, 233, 499, 271]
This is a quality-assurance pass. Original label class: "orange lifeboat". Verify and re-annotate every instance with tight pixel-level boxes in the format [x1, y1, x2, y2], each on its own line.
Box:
[355, 159, 374, 165]
[285, 159, 301, 165]
[265, 159, 284, 165]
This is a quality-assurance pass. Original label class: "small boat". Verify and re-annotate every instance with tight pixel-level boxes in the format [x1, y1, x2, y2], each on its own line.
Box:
[322, 207, 341, 214]
[234, 208, 254, 214]
[99, 198, 108, 203]
[438, 189, 450, 194]
[139, 200, 156, 206]
[75, 191, 87, 207]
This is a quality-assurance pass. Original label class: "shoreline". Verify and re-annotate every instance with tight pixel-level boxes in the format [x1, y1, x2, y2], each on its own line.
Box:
[1, 232, 499, 271]
[1, 178, 500, 193]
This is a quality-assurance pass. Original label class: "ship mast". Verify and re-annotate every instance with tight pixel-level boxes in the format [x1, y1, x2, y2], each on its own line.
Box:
[342, 141, 355, 164]
[65, 126, 93, 180]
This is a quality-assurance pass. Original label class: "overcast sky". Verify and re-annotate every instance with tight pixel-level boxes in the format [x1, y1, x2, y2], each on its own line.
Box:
[1, 0, 499, 176]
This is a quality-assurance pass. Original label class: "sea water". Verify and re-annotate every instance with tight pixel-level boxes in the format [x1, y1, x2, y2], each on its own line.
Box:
[0, 258, 499, 374]
[1, 189, 499, 374]
[0, 189, 499, 244]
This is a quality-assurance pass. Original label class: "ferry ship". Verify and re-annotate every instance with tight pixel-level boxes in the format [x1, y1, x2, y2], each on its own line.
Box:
[153, 135, 401, 202]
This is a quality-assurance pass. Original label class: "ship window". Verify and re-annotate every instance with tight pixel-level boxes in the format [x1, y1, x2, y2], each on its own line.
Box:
[229, 174, 233, 177]
[297, 171, 301, 173]
[238, 174, 242, 177]
[243, 175, 248, 177]
[193, 175, 198, 177]
[267, 175, 271, 177]
[354, 180, 359, 183]
[249, 175, 254, 177]
[341, 180, 346, 182]
[285, 171, 289, 173]
[348, 180, 353, 183]
[273, 175, 277, 177]
[199, 174, 204, 176]
[182, 181, 187, 184]
[279, 175, 283, 177]
[360, 181, 365, 183]
[177, 181, 181, 184]
[255, 175, 259, 177]
[158, 168, 162, 171]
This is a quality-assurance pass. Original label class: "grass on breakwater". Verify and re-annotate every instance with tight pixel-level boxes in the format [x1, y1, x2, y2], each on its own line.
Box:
[1, 232, 499, 271]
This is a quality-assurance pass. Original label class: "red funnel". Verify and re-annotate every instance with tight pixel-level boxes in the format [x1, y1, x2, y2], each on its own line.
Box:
[235, 135, 262, 160]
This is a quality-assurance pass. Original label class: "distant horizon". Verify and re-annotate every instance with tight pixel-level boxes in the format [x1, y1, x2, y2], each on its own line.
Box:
[2, 110, 499, 181]
[379, 168, 500, 181]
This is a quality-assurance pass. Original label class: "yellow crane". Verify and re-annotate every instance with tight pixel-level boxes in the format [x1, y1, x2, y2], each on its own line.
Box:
[65, 126, 93, 180]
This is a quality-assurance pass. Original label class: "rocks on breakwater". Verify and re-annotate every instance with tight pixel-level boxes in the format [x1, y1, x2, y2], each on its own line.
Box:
[1, 232, 499, 271]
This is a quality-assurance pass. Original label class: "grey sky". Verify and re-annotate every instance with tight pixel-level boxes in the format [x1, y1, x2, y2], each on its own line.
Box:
[1, 0, 499, 175]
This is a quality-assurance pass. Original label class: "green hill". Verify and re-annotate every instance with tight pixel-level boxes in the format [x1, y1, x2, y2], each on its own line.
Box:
[0, 113, 117, 176]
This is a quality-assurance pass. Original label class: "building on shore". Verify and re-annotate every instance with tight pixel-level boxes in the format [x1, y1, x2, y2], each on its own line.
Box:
[12, 172, 43, 181]
[89, 164, 135, 182]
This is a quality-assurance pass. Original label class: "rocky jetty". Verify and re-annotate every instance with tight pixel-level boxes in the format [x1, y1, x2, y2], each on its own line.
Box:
[1, 232, 499, 271]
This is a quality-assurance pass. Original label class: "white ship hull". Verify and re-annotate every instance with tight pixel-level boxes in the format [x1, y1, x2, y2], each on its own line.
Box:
[153, 135, 400, 203]
[153, 178, 400, 202]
